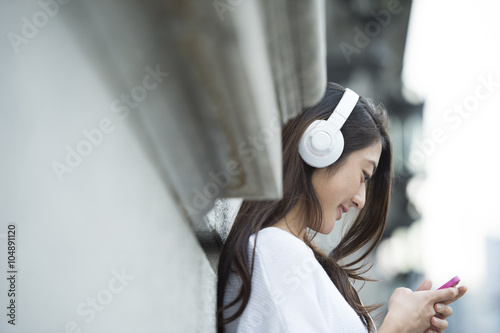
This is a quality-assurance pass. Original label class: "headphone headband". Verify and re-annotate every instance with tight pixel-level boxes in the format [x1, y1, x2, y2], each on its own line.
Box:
[327, 88, 359, 128]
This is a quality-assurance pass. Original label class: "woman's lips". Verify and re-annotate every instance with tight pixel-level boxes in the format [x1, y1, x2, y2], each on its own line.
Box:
[337, 205, 347, 220]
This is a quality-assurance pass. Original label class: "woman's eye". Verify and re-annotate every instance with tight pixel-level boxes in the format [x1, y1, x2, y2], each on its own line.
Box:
[363, 173, 371, 183]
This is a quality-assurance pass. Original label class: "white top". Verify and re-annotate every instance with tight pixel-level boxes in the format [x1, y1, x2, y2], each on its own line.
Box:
[223, 227, 370, 333]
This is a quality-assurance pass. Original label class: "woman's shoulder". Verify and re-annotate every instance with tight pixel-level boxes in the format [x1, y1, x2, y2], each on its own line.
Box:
[248, 227, 314, 262]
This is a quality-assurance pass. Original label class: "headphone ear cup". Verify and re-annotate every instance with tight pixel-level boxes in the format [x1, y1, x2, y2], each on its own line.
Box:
[330, 130, 345, 162]
[298, 120, 345, 168]
[298, 87, 358, 168]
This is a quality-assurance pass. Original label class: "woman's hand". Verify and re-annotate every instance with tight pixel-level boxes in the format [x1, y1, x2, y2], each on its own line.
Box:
[379, 279, 465, 333]
[416, 279, 468, 333]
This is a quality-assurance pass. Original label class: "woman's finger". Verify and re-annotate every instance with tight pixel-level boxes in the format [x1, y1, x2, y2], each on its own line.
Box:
[440, 285, 468, 305]
[428, 287, 459, 306]
[416, 279, 433, 291]
[430, 316, 449, 331]
[435, 303, 453, 318]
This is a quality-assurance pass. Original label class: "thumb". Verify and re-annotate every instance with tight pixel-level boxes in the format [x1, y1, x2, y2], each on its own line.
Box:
[416, 279, 433, 291]
[431, 287, 459, 303]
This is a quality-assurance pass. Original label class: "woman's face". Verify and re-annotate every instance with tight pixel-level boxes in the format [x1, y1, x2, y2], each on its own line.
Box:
[311, 141, 382, 234]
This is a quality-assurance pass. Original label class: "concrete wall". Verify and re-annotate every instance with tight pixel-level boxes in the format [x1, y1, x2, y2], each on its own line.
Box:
[0, 3, 215, 331]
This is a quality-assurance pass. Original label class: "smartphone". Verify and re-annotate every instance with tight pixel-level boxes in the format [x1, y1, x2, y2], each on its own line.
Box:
[438, 276, 460, 290]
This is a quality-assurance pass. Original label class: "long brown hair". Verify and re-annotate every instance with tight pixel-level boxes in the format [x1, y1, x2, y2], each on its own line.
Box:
[216, 82, 393, 332]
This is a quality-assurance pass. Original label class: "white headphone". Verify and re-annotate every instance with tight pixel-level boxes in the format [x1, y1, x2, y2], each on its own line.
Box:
[298, 88, 359, 168]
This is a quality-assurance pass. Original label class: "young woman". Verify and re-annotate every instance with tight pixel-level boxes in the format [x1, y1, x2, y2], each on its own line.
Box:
[216, 82, 467, 333]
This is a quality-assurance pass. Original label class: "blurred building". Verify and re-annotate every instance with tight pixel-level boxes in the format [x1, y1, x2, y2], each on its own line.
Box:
[324, 0, 424, 237]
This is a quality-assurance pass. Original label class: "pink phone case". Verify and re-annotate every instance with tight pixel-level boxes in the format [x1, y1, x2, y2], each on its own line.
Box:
[438, 276, 460, 290]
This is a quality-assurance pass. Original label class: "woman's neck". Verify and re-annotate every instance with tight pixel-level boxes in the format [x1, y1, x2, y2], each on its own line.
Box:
[272, 204, 307, 241]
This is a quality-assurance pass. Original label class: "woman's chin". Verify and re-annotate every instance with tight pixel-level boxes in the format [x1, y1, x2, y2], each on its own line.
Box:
[319, 223, 335, 235]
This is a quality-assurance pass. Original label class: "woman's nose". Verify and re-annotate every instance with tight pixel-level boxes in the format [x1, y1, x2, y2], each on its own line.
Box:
[351, 186, 366, 210]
